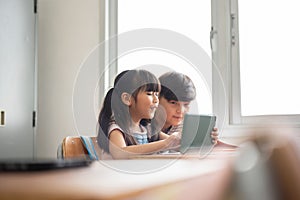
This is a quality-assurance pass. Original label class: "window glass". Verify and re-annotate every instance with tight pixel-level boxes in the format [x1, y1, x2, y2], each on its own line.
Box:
[118, 0, 213, 114]
[239, 0, 300, 116]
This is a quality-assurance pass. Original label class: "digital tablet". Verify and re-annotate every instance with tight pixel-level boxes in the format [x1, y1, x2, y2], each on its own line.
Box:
[180, 114, 217, 154]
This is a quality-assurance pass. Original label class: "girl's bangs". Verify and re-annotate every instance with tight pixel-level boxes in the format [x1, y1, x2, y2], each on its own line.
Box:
[134, 83, 160, 98]
[144, 82, 160, 92]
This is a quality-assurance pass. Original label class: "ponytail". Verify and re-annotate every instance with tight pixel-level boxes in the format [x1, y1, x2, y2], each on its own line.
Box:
[97, 88, 114, 153]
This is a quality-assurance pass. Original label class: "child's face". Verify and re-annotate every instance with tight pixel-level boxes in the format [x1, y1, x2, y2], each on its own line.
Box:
[129, 91, 159, 121]
[159, 97, 190, 128]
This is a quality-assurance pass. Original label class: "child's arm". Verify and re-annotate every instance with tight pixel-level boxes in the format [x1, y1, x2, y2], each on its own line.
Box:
[109, 129, 180, 159]
[159, 132, 170, 140]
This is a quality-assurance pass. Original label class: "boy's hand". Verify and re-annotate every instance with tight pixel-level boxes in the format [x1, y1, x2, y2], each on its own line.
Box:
[211, 127, 219, 145]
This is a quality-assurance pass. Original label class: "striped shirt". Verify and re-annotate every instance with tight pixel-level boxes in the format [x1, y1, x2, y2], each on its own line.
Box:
[108, 123, 149, 145]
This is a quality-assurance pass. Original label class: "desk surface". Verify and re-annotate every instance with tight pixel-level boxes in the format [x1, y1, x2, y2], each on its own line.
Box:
[0, 153, 235, 200]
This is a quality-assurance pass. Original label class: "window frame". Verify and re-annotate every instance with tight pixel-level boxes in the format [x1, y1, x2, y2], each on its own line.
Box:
[212, 0, 300, 137]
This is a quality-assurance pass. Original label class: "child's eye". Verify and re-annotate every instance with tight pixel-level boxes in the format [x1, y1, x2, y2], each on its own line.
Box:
[184, 103, 190, 107]
[146, 91, 159, 96]
[184, 104, 190, 109]
[169, 100, 177, 105]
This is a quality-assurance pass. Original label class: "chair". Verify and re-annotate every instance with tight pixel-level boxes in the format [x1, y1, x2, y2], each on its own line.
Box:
[59, 136, 102, 160]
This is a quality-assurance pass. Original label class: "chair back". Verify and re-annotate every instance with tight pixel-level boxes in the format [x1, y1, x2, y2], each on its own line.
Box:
[62, 136, 101, 159]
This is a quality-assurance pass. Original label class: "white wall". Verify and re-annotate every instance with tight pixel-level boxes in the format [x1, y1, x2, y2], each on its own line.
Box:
[37, 0, 103, 158]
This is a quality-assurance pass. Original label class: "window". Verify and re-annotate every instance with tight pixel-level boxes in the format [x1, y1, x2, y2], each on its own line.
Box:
[213, 0, 300, 132]
[106, 0, 300, 136]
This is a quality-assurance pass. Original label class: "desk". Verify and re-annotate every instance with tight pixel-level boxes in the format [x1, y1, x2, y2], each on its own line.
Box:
[0, 156, 234, 200]
[129, 141, 238, 159]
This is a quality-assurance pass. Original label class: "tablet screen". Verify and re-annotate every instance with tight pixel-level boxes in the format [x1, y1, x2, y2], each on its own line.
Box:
[180, 114, 216, 154]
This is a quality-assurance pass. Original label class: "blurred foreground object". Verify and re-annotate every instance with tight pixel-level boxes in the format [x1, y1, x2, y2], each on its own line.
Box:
[229, 129, 300, 200]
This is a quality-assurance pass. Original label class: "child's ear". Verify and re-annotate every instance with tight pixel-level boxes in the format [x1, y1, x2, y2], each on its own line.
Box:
[121, 92, 132, 106]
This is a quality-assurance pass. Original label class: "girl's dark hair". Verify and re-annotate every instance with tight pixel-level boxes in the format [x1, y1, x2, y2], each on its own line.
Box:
[97, 69, 160, 153]
[159, 71, 196, 102]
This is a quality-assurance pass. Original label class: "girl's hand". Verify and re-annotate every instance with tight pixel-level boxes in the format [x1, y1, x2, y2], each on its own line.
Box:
[211, 127, 219, 145]
[164, 133, 181, 150]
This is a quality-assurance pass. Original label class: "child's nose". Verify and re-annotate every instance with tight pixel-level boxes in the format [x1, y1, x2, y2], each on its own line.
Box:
[176, 104, 185, 113]
[153, 94, 159, 103]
